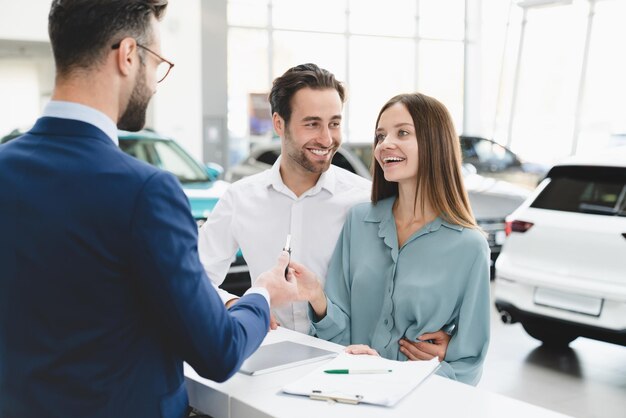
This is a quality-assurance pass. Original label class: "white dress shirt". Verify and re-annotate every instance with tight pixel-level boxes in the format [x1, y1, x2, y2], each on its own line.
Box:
[42, 100, 119, 145]
[198, 157, 371, 334]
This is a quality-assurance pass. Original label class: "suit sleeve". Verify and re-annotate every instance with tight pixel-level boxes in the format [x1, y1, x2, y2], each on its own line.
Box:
[129, 171, 269, 382]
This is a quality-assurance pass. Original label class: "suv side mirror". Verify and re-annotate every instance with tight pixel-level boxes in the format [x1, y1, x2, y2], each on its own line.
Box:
[205, 162, 224, 181]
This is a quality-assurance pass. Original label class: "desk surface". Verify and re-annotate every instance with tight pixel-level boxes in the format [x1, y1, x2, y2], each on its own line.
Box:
[185, 327, 571, 418]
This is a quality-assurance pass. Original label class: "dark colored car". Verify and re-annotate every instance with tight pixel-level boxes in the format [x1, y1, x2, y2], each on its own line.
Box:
[459, 136, 548, 189]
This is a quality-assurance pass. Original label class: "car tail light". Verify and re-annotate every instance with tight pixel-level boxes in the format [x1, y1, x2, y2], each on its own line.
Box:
[505, 220, 534, 237]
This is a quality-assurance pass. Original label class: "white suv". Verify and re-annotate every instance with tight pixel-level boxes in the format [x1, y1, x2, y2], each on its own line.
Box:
[494, 147, 626, 347]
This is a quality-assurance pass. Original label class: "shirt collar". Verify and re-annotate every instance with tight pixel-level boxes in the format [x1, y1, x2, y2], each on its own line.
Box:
[266, 155, 337, 197]
[364, 196, 464, 233]
[42, 100, 119, 145]
[364, 197, 463, 260]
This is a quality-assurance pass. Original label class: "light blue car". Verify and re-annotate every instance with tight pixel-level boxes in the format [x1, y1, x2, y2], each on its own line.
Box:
[117, 129, 226, 226]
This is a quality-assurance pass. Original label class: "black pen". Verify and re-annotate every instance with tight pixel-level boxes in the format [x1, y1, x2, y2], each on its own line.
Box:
[283, 234, 291, 278]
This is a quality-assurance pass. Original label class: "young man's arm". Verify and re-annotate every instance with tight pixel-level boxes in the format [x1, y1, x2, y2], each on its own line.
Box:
[198, 188, 241, 305]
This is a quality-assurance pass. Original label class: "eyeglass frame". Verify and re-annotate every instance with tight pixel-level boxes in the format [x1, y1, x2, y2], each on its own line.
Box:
[111, 40, 174, 83]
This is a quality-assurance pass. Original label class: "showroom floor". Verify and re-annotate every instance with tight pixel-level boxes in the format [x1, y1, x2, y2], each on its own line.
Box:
[480, 283, 626, 418]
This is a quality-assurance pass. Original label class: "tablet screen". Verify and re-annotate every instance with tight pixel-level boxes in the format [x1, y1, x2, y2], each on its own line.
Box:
[239, 341, 338, 376]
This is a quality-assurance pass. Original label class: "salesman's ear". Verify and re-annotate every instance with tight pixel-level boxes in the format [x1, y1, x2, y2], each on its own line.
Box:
[112, 37, 139, 78]
[272, 113, 285, 137]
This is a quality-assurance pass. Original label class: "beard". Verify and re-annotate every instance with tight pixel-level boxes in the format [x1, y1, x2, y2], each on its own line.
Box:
[117, 65, 151, 132]
[284, 127, 338, 174]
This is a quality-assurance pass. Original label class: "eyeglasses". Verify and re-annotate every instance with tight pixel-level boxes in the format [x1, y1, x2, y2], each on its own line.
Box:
[111, 41, 175, 83]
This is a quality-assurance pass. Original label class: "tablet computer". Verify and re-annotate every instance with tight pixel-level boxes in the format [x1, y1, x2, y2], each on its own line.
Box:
[239, 341, 338, 376]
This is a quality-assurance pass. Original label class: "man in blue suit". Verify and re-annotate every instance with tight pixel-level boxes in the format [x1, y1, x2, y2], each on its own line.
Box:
[0, 1, 299, 417]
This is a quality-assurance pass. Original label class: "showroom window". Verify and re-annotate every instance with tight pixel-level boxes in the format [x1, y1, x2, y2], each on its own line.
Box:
[226, 0, 465, 147]
[490, 0, 626, 164]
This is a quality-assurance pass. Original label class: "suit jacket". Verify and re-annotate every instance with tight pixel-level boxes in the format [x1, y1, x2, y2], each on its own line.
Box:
[0, 117, 270, 418]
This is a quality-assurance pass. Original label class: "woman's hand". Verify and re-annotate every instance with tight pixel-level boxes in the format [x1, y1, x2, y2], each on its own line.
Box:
[345, 344, 380, 356]
[289, 260, 328, 318]
[288, 260, 322, 301]
[399, 330, 451, 362]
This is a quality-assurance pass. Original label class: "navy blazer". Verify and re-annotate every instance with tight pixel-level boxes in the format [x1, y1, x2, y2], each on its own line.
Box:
[0, 118, 269, 418]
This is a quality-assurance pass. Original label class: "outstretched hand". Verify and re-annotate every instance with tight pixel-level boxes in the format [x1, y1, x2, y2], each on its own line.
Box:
[289, 260, 328, 318]
[254, 251, 299, 307]
[288, 260, 323, 302]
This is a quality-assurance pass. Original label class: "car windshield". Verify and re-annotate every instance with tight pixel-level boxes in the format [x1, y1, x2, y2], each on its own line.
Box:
[119, 138, 210, 183]
[531, 166, 626, 217]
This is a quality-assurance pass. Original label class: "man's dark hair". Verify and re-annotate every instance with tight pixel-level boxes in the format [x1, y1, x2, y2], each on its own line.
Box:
[48, 0, 168, 75]
[268, 63, 346, 124]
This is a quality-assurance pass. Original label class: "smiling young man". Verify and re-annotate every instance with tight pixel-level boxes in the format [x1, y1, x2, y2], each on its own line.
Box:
[198, 64, 371, 334]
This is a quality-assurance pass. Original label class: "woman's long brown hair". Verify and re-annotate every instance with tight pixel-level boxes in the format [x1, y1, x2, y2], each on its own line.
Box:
[371, 93, 477, 229]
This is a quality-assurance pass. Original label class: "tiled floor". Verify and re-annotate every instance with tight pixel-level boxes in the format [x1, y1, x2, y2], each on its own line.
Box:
[480, 283, 626, 418]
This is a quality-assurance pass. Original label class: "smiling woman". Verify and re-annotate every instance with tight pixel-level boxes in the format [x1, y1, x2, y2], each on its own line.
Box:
[293, 92, 491, 386]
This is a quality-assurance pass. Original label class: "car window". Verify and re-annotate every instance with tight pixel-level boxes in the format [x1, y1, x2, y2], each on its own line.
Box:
[152, 141, 209, 183]
[256, 150, 280, 165]
[531, 166, 626, 216]
[460, 137, 477, 158]
[120, 139, 210, 183]
[119, 140, 151, 162]
[474, 139, 515, 165]
[331, 151, 356, 174]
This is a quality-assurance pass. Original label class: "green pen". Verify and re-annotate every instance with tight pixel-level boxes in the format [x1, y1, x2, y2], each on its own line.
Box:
[324, 369, 392, 374]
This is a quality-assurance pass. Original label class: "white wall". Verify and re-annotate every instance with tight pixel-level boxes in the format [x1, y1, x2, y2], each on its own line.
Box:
[0, 0, 204, 161]
[0, 60, 40, 135]
[152, 1, 203, 161]
[0, 0, 50, 41]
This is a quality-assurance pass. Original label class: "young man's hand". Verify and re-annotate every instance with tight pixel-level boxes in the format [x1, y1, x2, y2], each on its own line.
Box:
[399, 329, 451, 362]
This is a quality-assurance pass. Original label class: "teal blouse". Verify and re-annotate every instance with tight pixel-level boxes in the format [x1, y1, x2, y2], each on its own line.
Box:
[312, 197, 491, 386]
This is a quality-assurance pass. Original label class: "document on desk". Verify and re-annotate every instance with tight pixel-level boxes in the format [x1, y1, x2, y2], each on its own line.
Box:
[282, 352, 440, 407]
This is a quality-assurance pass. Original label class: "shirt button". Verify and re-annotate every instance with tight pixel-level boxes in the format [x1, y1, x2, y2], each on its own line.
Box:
[384, 319, 388, 325]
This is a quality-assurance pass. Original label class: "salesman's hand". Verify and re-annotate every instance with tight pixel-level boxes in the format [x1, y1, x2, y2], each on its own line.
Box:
[269, 313, 279, 330]
[399, 329, 451, 362]
[253, 251, 299, 307]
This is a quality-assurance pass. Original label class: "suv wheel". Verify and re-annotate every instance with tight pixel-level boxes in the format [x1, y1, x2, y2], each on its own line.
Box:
[521, 319, 578, 347]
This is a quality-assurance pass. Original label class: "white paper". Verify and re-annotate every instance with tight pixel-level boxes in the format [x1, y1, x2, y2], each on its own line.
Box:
[282, 353, 440, 407]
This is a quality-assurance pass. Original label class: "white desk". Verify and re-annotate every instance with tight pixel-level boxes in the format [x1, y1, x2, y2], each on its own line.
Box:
[184, 327, 571, 418]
